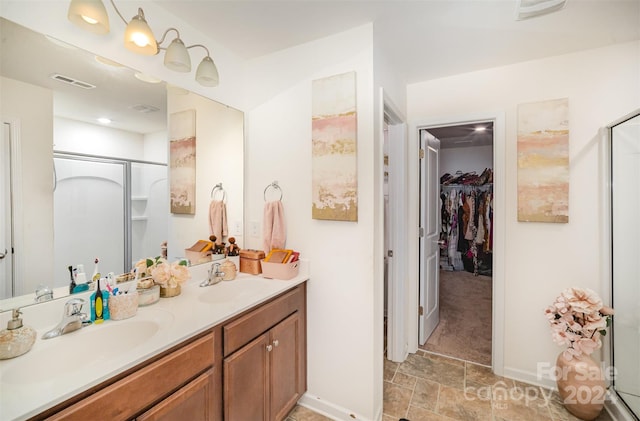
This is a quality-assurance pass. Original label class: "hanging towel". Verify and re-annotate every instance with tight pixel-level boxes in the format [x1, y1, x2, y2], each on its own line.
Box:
[209, 200, 228, 244]
[263, 200, 286, 253]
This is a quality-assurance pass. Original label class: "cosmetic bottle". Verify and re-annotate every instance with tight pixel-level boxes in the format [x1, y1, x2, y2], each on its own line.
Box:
[90, 279, 105, 324]
[102, 280, 110, 321]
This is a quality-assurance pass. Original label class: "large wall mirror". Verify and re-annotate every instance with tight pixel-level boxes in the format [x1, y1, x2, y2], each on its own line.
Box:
[0, 17, 244, 311]
[609, 109, 640, 419]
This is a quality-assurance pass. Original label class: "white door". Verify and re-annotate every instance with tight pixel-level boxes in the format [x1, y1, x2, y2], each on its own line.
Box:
[386, 122, 408, 361]
[419, 130, 440, 345]
[0, 121, 13, 299]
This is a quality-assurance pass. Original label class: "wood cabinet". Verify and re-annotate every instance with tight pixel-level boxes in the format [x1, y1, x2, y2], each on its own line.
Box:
[222, 284, 306, 421]
[32, 282, 306, 421]
[137, 369, 216, 421]
[36, 329, 222, 421]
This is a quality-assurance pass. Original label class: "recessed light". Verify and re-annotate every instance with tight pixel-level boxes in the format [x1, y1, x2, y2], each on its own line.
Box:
[474, 126, 487, 132]
[95, 56, 124, 67]
[134, 72, 162, 84]
[516, 0, 567, 20]
[97, 117, 112, 125]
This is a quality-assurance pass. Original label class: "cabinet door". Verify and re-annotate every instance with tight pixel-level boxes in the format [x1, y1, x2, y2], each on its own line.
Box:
[223, 333, 270, 421]
[137, 369, 216, 421]
[270, 312, 302, 421]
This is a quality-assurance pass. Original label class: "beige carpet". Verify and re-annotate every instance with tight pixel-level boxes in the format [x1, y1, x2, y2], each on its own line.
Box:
[420, 270, 492, 365]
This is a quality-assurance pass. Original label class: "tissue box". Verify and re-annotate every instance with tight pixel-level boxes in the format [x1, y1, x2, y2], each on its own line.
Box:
[260, 260, 300, 280]
[239, 249, 266, 274]
[185, 240, 214, 265]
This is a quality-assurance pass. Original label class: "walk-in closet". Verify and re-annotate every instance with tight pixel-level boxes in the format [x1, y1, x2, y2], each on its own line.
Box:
[420, 122, 494, 366]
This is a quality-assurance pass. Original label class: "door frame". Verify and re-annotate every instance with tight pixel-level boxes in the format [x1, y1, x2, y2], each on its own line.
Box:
[1, 116, 23, 299]
[383, 91, 409, 363]
[406, 111, 505, 375]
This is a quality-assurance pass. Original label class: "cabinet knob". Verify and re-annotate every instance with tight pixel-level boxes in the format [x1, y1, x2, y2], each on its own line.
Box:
[273, 340, 279, 347]
[266, 344, 273, 352]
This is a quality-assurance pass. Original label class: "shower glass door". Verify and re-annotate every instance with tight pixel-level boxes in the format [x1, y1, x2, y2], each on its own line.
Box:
[53, 155, 126, 288]
[610, 110, 640, 418]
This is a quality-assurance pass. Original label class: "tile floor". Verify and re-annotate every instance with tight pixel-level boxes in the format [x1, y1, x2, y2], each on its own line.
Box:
[286, 349, 616, 421]
[383, 350, 614, 421]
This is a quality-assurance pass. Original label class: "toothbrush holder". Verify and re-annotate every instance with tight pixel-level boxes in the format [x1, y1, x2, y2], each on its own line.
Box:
[108, 292, 139, 320]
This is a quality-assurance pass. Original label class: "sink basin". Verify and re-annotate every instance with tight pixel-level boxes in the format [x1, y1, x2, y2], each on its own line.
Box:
[198, 278, 273, 304]
[1, 309, 173, 385]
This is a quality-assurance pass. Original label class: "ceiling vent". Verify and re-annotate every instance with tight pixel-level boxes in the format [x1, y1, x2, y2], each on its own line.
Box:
[50, 73, 96, 89]
[516, 0, 567, 20]
[130, 104, 160, 113]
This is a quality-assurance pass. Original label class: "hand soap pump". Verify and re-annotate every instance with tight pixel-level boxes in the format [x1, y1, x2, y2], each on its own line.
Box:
[0, 308, 36, 359]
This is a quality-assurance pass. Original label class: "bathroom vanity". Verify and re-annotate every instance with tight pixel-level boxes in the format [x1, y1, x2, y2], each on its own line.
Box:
[0, 263, 308, 421]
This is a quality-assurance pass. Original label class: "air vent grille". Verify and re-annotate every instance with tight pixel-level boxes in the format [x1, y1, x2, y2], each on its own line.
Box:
[50, 73, 96, 89]
[130, 104, 160, 113]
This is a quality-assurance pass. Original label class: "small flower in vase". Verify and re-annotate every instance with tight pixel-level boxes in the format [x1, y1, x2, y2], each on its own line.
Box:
[148, 258, 191, 297]
[132, 257, 160, 289]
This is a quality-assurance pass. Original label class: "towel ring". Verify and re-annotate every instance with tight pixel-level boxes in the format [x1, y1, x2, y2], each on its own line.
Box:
[210, 183, 226, 202]
[264, 181, 283, 202]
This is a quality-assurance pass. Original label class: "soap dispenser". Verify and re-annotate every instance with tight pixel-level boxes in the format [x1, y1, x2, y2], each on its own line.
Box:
[0, 308, 36, 359]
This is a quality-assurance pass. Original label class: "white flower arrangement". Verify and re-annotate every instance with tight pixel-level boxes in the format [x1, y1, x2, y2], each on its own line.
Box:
[133, 257, 190, 289]
[545, 287, 614, 360]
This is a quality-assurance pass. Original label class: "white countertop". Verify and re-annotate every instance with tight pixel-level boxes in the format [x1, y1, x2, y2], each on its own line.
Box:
[0, 260, 309, 421]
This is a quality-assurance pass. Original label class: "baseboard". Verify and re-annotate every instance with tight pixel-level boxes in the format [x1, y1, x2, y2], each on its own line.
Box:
[298, 392, 374, 421]
[502, 366, 557, 390]
[502, 368, 639, 421]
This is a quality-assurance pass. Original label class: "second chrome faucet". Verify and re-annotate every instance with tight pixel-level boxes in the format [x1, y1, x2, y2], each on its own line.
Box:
[199, 263, 225, 287]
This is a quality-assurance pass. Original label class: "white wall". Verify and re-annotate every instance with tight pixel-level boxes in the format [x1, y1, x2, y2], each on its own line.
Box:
[54, 117, 145, 158]
[0, 76, 54, 296]
[144, 131, 168, 163]
[408, 40, 640, 386]
[167, 92, 244, 261]
[244, 25, 381, 420]
[440, 145, 493, 177]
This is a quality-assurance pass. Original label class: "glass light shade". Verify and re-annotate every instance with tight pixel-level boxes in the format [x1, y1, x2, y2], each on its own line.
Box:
[124, 13, 157, 56]
[164, 39, 191, 72]
[67, 0, 110, 35]
[195, 56, 219, 87]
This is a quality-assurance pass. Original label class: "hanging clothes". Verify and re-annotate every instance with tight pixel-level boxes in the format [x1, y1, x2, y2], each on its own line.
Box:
[439, 170, 493, 276]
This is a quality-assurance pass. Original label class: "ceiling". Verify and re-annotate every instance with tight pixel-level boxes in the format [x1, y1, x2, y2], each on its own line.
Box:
[427, 122, 494, 149]
[156, 0, 640, 83]
[1, 1, 638, 136]
[0, 17, 168, 134]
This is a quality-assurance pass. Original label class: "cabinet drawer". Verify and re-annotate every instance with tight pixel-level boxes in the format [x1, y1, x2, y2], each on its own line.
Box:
[223, 285, 304, 356]
[46, 331, 215, 421]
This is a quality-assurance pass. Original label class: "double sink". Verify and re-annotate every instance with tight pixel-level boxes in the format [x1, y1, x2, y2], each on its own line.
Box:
[0, 269, 301, 420]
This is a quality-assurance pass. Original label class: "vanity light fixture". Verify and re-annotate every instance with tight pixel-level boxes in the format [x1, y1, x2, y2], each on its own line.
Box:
[67, 0, 110, 34]
[123, 8, 157, 55]
[67, 0, 220, 87]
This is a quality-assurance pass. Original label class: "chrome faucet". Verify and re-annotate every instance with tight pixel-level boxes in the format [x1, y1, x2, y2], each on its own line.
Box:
[42, 298, 89, 339]
[200, 263, 225, 287]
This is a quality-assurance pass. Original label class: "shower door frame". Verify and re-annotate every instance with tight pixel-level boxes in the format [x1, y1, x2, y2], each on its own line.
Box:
[607, 108, 640, 421]
[54, 151, 168, 276]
